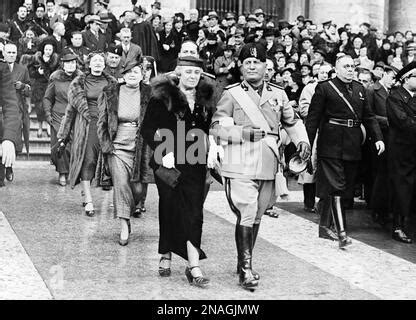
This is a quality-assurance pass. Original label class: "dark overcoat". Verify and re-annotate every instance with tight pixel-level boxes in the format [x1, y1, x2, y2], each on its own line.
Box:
[96, 81, 154, 185]
[0, 62, 19, 146]
[57, 71, 117, 188]
[367, 81, 390, 211]
[140, 75, 215, 260]
[387, 86, 416, 217]
[306, 77, 383, 161]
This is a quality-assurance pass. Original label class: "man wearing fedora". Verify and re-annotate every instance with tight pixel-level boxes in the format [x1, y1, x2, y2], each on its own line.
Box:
[83, 15, 107, 52]
[387, 61, 416, 243]
[131, 5, 160, 63]
[211, 42, 310, 290]
[306, 54, 384, 248]
[146, 2, 161, 22]
[119, 28, 142, 72]
[403, 42, 416, 66]
[253, 9, 266, 28]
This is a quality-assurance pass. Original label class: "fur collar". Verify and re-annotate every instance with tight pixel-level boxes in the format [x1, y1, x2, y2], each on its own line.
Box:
[150, 74, 215, 115]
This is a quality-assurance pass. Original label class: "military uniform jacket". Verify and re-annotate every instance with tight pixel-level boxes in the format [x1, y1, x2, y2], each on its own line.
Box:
[387, 86, 416, 149]
[211, 80, 309, 180]
[306, 77, 383, 161]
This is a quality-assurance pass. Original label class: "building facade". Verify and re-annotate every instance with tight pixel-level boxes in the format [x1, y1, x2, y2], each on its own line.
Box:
[1, 0, 415, 33]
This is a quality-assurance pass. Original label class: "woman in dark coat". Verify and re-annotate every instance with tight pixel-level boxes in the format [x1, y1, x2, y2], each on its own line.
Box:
[57, 52, 117, 216]
[28, 39, 59, 138]
[97, 61, 153, 246]
[158, 20, 181, 73]
[141, 56, 215, 287]
[43, 52, 82, 186]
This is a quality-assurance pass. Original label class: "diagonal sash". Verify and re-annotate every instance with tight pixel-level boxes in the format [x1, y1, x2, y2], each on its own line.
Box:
[228, 85, 280, 158]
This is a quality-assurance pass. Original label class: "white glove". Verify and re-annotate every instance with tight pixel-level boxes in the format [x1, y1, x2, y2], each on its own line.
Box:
[1, 140, 16, 167]
[162, 44, 170, 51]
[162, 152, 175, 169]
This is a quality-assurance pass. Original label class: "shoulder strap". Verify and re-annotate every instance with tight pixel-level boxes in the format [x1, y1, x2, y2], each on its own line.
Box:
[328, 80, 359, 119]
[13, 21, 24, 37]
[228, 85, 272, 132]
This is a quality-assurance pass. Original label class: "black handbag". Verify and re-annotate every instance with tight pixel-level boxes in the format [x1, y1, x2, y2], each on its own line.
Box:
[154, 166, 181, 188]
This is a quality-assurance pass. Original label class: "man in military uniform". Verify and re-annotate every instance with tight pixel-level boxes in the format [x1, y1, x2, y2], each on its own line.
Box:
[387, 61, 416, 243]
[210, 43, 311, 290]
[0, 58, 19, 187]
[306, 55, 385, 248]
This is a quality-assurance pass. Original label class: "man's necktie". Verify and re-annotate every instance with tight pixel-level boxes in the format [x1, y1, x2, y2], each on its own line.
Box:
[8, 63, 13, 73]
[346, 83, 353, 98]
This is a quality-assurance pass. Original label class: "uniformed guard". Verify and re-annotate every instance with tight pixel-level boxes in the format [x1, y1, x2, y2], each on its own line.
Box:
[387, 61, 416, 243]
[306, 54, 385, 249]
[210, 42, 311, 291]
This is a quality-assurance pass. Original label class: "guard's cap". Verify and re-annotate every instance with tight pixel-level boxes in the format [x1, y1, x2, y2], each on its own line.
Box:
[396, 61, 416, 81]
[239, 42, 267, 63]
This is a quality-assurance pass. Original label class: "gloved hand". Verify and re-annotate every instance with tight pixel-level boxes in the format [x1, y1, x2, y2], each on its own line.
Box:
[242, 126, 266, 142]
[297, 141, 311, 161]
[56, 139, 67, 158]
[162, 152, 175, 169]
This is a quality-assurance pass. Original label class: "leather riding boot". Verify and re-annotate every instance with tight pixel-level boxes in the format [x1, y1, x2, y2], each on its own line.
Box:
[236, 225, 258, 291]
[236, 225, 260, 280]
[0, 163, 5, 187]
[318, 198, 338, 241]
[331, 196, 352, 249]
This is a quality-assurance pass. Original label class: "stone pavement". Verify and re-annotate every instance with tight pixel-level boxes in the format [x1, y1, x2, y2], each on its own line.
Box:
[0, 162, 415, 300]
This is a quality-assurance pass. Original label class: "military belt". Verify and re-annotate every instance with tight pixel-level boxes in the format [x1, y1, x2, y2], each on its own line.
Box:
[119, 121, 139, 127]
[328, 118, 362, 128]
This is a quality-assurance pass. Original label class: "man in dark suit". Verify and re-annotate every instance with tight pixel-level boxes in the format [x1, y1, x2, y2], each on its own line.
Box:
[82, 15, 107, 52]
[0, 58, 19, 187]
[119, 28, 142, 73]
[387, 61, 416, 243]
[367, 66, 397, 225]
[306, 54, 385, 248]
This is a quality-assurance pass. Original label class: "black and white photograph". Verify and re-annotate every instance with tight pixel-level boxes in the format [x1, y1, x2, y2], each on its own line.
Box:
[1, 0, 416, 309]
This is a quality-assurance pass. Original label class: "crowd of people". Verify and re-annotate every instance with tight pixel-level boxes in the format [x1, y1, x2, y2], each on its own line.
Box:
[1, 0, 416, 291]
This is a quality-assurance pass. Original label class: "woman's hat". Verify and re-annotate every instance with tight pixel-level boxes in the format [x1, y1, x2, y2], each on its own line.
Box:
[122, 61, 142, 74]
[288, 153, 308, 174]
[61, 52, 78, 62]
[176, 56, 204, 68]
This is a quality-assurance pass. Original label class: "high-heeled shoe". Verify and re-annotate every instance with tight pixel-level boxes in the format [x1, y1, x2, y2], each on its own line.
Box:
[59, 174, 66, 186]
[84, 202, 95, 217]
[5, 167, 13, 182]
[185, 266, 210, 288]
[158, 257, 171, 277]
[119, 220, 131, 246]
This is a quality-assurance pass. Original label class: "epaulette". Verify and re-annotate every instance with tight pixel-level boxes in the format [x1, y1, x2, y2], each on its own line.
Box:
[202, 71, 216, 80]
[268, 82, 285, 90]
[224, 83, 240, 90]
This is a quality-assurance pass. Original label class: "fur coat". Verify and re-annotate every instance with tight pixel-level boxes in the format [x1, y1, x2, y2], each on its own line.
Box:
[57, 71, 118, 188]
[27, 51, 60, 104]
[96, 81, 154, 185]
[141, 74, 215, 170]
